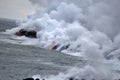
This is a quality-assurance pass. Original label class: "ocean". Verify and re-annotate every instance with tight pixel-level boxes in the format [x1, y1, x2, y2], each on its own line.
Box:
[0, 18, 84, 80]
[1, 0, 120, 80]
[0, 18, 120, 80]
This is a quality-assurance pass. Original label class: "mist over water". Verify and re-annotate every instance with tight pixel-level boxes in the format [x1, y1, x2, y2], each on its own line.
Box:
[5, 0, 120, 79]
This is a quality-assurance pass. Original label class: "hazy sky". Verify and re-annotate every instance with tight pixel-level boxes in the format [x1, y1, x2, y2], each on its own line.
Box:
[0, 0, 35, 20]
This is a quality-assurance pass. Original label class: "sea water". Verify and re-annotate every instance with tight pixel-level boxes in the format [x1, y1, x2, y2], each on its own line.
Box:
[3, 0, 120, 80]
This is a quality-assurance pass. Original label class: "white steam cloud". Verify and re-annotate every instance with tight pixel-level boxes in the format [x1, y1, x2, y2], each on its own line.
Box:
[5, 0, 120, 79]
[5, 0, 120, 64]
[28, 0, 120, 39]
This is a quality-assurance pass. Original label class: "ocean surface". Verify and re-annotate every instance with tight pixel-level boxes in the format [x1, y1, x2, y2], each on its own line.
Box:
[0, 18, 84, 80]
[1, 1, 120, 80]
[1, 2, 120, 79]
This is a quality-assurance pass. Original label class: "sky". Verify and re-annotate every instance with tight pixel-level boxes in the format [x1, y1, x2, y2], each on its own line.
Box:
[0, 0, 35, 20]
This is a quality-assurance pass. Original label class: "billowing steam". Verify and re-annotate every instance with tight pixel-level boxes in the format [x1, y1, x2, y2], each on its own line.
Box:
[5, 0, 120, 79]
[29, 0, 120, 38]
